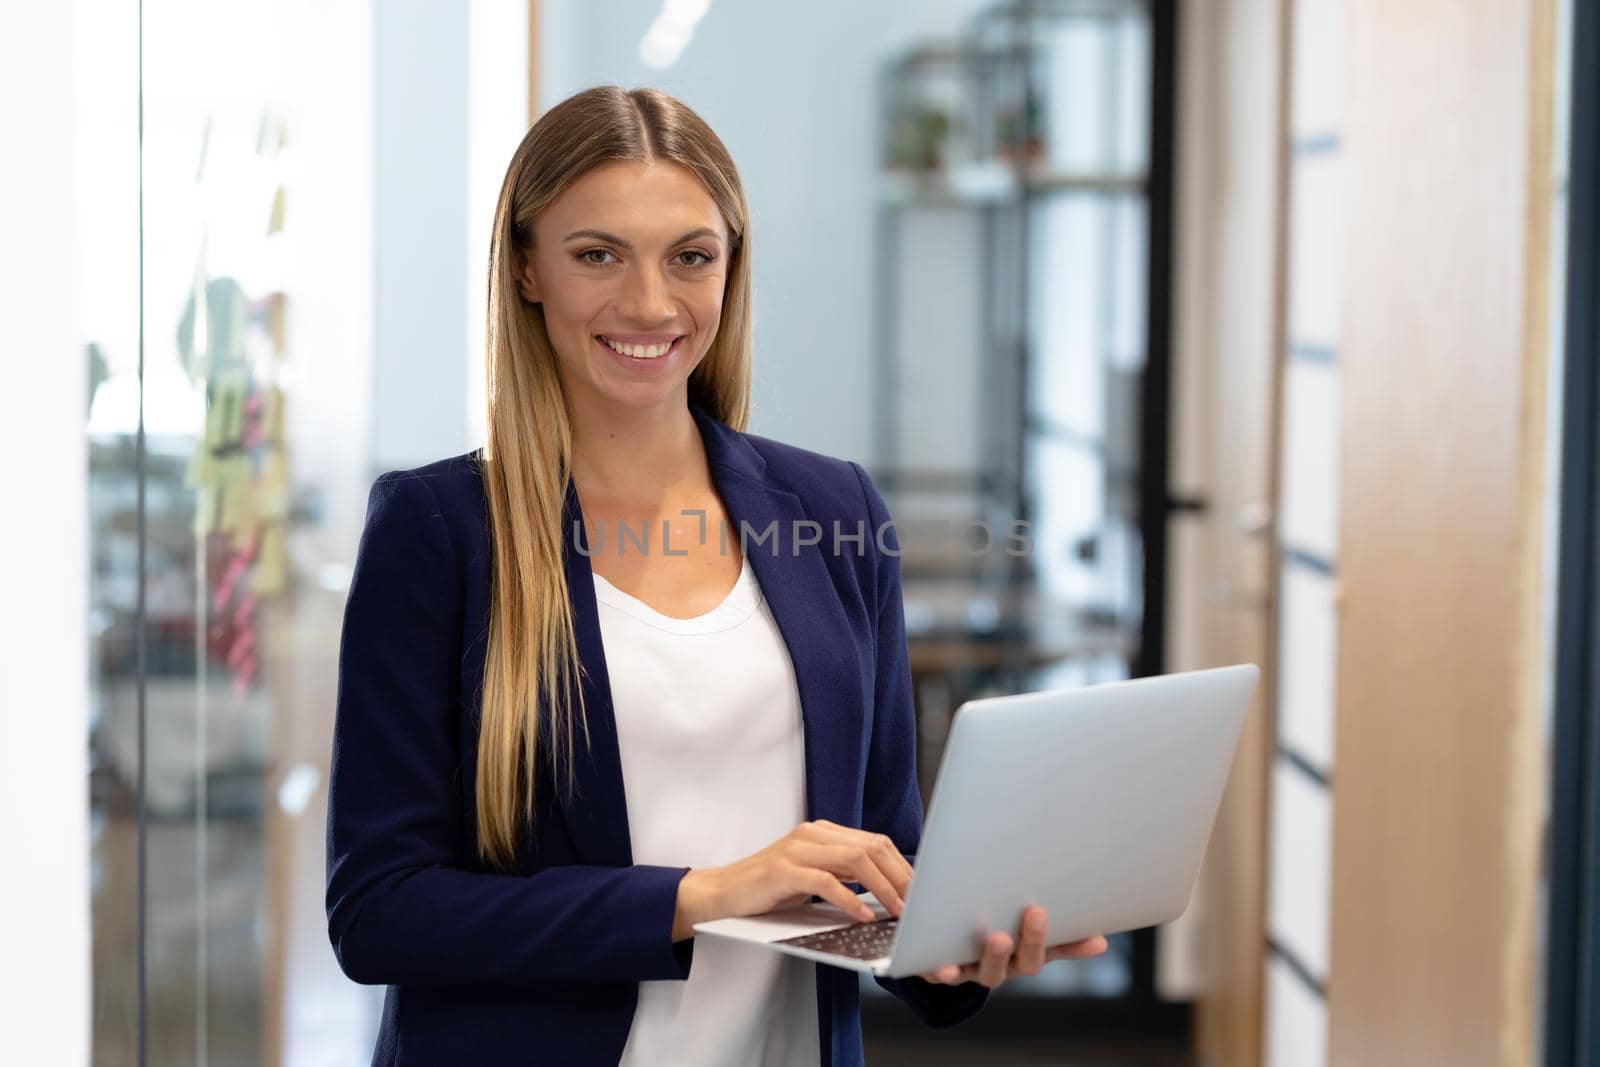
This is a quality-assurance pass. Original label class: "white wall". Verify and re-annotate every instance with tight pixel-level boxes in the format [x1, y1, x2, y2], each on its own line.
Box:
[466, 0, 533, 451]
[0, 3, 92, 1063]
[283, 0, 378, 568]
[372, 0, 472, 471]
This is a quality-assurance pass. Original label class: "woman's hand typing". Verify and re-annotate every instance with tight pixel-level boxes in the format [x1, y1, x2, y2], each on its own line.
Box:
[672, 819, 911, 941]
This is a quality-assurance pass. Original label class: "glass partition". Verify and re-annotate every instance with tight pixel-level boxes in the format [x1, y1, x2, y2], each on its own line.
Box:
[86, 2, 389, 1060]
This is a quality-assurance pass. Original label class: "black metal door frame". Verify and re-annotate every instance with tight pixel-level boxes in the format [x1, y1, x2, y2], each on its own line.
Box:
[1544, 0, 1599, 1060]
[1128, 0, 1178, 1020]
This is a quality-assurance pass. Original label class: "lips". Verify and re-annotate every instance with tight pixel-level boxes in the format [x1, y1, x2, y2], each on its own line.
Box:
[595, 334, 681, 358]
[594, 334, 684, 362]
[597, 333, 682, 347]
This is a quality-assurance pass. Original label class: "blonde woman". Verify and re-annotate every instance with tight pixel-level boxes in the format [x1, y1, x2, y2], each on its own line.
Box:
[324, 85, 1107, 1066]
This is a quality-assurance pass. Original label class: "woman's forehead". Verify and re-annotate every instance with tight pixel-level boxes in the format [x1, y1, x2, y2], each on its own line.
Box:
[544, 161, 726, 241]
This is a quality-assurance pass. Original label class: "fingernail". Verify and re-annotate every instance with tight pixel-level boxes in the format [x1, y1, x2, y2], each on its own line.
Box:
[1029, 917, 1046, 933]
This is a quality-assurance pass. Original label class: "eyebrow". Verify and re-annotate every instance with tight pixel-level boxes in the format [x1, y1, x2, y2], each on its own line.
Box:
[561, 227, 722, 250]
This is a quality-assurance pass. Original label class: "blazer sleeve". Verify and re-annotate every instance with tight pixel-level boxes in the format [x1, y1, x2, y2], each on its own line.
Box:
[849, 461, 992, 1029]
[325, 470, 695, 988]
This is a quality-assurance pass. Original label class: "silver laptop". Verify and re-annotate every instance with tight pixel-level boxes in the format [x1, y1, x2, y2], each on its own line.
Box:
[692, 663, 1259, 978]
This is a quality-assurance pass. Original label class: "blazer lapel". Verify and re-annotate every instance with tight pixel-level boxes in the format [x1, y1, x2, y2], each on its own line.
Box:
[553, 401, 866, 867]
[557, 475, 634, 867]
[691, 403, 866, 830]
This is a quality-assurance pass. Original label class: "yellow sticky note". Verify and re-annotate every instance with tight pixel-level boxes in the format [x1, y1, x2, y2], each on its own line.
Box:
[256, 452, 289, 522]
[252, 523, 287, 595]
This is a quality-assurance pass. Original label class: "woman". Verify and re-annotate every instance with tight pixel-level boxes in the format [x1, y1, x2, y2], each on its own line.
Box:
[325, 85, 1107, 1066]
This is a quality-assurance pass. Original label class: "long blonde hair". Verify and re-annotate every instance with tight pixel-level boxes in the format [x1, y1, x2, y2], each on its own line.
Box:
[477, 85, 753, 871]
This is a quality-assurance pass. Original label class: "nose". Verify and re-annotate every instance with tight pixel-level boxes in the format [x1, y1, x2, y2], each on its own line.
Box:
[617, 259, 675, 325]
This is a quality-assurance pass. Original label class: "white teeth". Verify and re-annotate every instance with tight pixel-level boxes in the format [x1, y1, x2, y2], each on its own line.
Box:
[600, 336, 673, 359]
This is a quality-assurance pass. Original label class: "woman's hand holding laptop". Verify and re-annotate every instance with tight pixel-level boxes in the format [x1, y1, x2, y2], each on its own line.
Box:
[915, 904, 1109, 988]
[672, 818, 1107, 990]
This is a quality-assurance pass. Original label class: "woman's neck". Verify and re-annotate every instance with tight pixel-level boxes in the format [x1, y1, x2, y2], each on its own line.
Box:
[566, 393, 706, 505]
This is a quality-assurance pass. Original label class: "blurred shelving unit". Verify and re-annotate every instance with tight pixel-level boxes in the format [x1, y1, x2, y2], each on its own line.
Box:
[865, 0, 1183, 1026]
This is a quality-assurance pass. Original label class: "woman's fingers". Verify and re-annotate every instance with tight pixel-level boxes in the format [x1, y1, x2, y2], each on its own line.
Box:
[729, 821, 919, 925]
[1044, 935, 1109, 961]
[805, 821, 913, 904]
[918, 960, 980, 984]
[917, 923, 1110, 985]
[880, 836, 915, 888]
[796, 866, 875, 922]
[1014, 906, 1048, 975]
[790, 841, 905, 916]
[976, 931, 1013, 987]
[809, 820, 914, 888]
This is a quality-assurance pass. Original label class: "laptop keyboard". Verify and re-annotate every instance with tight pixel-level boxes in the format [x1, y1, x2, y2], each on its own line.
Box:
[773, 917, 898, 961]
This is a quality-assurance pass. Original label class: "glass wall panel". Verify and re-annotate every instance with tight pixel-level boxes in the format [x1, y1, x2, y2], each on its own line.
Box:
[85, 1, 395, 1061]
[79, 0, 151, 1059]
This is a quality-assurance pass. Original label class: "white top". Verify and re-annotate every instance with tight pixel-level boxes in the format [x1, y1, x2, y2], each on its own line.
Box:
[596, 554, 821, 1067]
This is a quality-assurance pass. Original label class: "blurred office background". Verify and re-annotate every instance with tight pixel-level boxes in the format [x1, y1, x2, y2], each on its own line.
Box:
[3, 0, 1596, 1064]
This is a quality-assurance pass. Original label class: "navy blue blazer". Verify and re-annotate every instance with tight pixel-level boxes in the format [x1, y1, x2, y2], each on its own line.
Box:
[325, 399, 991, 1065]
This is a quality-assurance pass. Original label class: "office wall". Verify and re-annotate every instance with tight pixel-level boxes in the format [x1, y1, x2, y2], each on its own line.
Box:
[535, 1, 995, 460]
[465, 0, 533, 451]
[371, 1, 471, 471]
[1326, 0, 1555, 1063]
[0, 5, 92, 1065]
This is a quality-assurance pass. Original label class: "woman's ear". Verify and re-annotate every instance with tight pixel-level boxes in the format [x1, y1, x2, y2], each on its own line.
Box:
[514, 249, 542, 304]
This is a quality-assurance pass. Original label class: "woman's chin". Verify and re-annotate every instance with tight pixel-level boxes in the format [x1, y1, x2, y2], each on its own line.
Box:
[588, 374, 694, 411]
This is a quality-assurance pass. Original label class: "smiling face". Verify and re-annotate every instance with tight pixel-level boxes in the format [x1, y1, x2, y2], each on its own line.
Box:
[515, 159, 732, 419]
